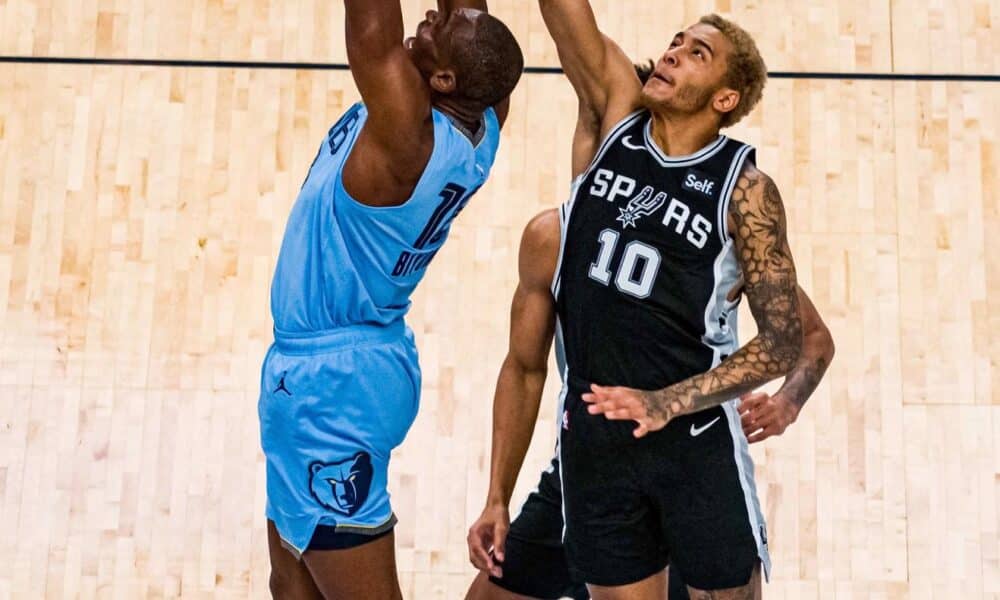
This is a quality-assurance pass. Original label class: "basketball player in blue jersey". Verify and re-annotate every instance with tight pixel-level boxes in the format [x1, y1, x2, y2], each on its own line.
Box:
[462, 64, 835, 600]
[467, 3, 833, 599]
[258, 1, 522, 598]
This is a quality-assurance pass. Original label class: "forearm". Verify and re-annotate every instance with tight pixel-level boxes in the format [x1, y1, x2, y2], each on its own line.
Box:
[344, 0, 403, 60]
[641, 330, 801, 421]
[777, 322, 834, 409]
[485, 360, 547, 507]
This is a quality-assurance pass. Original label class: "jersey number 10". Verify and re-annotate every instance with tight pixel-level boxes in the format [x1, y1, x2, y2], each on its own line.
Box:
[589, 229, 661, 299]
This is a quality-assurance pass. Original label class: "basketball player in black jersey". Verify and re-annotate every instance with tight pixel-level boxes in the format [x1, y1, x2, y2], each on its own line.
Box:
[462, 60, 835, 600]
[466, 4, 833, 599]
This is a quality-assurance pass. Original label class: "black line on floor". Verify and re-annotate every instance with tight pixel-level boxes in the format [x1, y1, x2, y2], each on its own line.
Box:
[0, 55, 997, 82]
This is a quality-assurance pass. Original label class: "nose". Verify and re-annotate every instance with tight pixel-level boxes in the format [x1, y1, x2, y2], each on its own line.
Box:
[663, 49, 679, 68]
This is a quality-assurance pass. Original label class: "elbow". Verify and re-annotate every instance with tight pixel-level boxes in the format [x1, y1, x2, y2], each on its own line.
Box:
[823, 327, 836, 365]
[346, 21, 398, 60]
[502, 354, 548, 384]
[807, 320, 836, 365]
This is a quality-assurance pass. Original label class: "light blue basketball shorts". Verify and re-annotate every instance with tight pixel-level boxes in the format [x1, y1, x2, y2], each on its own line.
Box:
[258, 320, 420, 557]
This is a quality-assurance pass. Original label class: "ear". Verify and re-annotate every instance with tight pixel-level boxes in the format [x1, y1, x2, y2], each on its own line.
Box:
[713, 88, 741, 118]
[429, 68, 457, 95]
[310, 462, 324, 475]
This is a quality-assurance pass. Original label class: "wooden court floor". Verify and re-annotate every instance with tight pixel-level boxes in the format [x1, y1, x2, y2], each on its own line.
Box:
[0, 2, 997, 599]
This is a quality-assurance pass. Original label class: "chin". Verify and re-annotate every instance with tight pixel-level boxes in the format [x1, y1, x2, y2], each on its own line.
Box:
[640, 88, 670, 111]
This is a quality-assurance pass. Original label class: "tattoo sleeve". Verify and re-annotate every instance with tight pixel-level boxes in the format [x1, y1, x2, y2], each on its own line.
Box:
[640, 166, 804, 421]
[777, 289, 835, 409]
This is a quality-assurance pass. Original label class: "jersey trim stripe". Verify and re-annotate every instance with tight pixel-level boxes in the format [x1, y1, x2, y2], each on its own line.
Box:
[716, 143, 754, 244]
[700, 235, 770, 580]
[722, 400, 772, 581]
[642, 120, 729, 167]
[551, 200, 571, 297]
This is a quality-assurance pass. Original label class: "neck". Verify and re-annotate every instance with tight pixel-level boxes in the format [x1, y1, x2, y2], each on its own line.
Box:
[432, 97, 484, 132]
[647, 109, 722, 157]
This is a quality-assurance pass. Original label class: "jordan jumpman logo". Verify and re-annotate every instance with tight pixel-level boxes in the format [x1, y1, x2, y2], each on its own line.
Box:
[273, 372, 292, 396]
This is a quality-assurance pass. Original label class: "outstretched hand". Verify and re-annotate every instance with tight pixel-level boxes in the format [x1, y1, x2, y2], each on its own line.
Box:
[582, 384, 675, 438]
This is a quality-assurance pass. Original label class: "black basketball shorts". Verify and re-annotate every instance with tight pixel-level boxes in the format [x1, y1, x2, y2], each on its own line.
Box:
[488, 455, 693, 600]
[558, 375, 771, 590]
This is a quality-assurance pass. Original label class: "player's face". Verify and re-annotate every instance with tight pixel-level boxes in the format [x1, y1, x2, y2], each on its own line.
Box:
[405, 8, 480, 77]
[641, 24, 734, 117]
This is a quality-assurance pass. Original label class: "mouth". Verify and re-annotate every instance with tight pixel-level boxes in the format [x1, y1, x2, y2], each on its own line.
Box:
[651, 72, 674, 86]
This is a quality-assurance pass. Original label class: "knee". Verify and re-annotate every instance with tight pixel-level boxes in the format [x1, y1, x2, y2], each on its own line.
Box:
[268, 569, 288, 598]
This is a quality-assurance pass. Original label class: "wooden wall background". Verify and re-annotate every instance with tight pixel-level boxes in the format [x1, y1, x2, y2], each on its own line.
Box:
[0, 1, 997, 598]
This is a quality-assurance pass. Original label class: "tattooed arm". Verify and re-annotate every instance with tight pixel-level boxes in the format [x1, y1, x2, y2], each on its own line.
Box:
[584, 164, 803, 438]
[740, 286, 835, 443]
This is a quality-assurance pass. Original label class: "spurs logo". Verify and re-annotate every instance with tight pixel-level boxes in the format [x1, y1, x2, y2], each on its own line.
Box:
[616, 185, 667, 229]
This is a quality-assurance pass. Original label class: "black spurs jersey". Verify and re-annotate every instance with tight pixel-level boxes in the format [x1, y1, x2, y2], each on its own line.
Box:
[553, 110, 756, 391]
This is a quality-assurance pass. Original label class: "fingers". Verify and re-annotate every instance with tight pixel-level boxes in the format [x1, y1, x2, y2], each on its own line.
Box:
[583, 386, 639, 419]
[747, 425, 778, 444]
[738, 391, 768, 411]
[492, 521, 507, 567]
[467, 526, 494, 573]
[741, 399, 787, 438]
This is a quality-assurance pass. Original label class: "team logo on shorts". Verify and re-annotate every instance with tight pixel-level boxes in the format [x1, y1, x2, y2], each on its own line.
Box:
[308, 452, 374, 517]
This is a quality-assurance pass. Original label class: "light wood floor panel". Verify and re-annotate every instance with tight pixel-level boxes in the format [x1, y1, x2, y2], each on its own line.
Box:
[895, 84, 999, 406]
[1, 47, 998, 600]
[5, 1, 997, 74]
[890, 0, 1000, 74]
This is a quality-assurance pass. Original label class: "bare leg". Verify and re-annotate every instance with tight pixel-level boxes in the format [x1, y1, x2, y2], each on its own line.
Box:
[266, 520, 323, 600]
[301, 530, 403, 600]
[686, 564, 761, 600]
[465, 570, 545, 600]
[588, 569, 667, 600]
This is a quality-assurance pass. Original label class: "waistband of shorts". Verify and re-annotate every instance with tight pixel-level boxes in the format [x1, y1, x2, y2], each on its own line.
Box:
[273, 320, 406, 355]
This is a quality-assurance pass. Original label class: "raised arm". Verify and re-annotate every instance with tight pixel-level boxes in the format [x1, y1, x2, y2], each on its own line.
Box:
[584, 164, 803, 438]
[538, 1, 642, 143]
[344, 1, 430, 146]
[438, 0, 488, 11]
[467, 210, 559, 578]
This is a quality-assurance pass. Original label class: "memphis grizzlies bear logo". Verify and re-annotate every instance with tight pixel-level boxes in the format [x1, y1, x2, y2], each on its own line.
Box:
[308, 452, 374, 516]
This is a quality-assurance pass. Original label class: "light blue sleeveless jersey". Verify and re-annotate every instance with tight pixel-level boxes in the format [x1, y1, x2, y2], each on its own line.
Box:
[261, 103, 501, 554]
[270, 102, 501, 333]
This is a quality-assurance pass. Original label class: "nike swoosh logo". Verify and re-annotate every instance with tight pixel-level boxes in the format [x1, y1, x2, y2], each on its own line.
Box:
[621, 135, 645, 151]
[689, 416, 721, 437]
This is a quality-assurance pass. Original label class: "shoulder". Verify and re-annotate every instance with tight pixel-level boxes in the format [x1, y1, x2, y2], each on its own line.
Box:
[522, 209, 560, 253]
[519, 209, 561, 289]
[731, 162, 782, 212]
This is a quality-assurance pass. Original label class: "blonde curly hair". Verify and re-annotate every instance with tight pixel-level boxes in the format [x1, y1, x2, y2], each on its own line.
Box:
[698, 14, 767, 128]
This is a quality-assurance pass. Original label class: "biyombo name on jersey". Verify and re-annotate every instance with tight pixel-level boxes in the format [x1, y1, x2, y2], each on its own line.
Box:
[589, 168, 714, 249]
